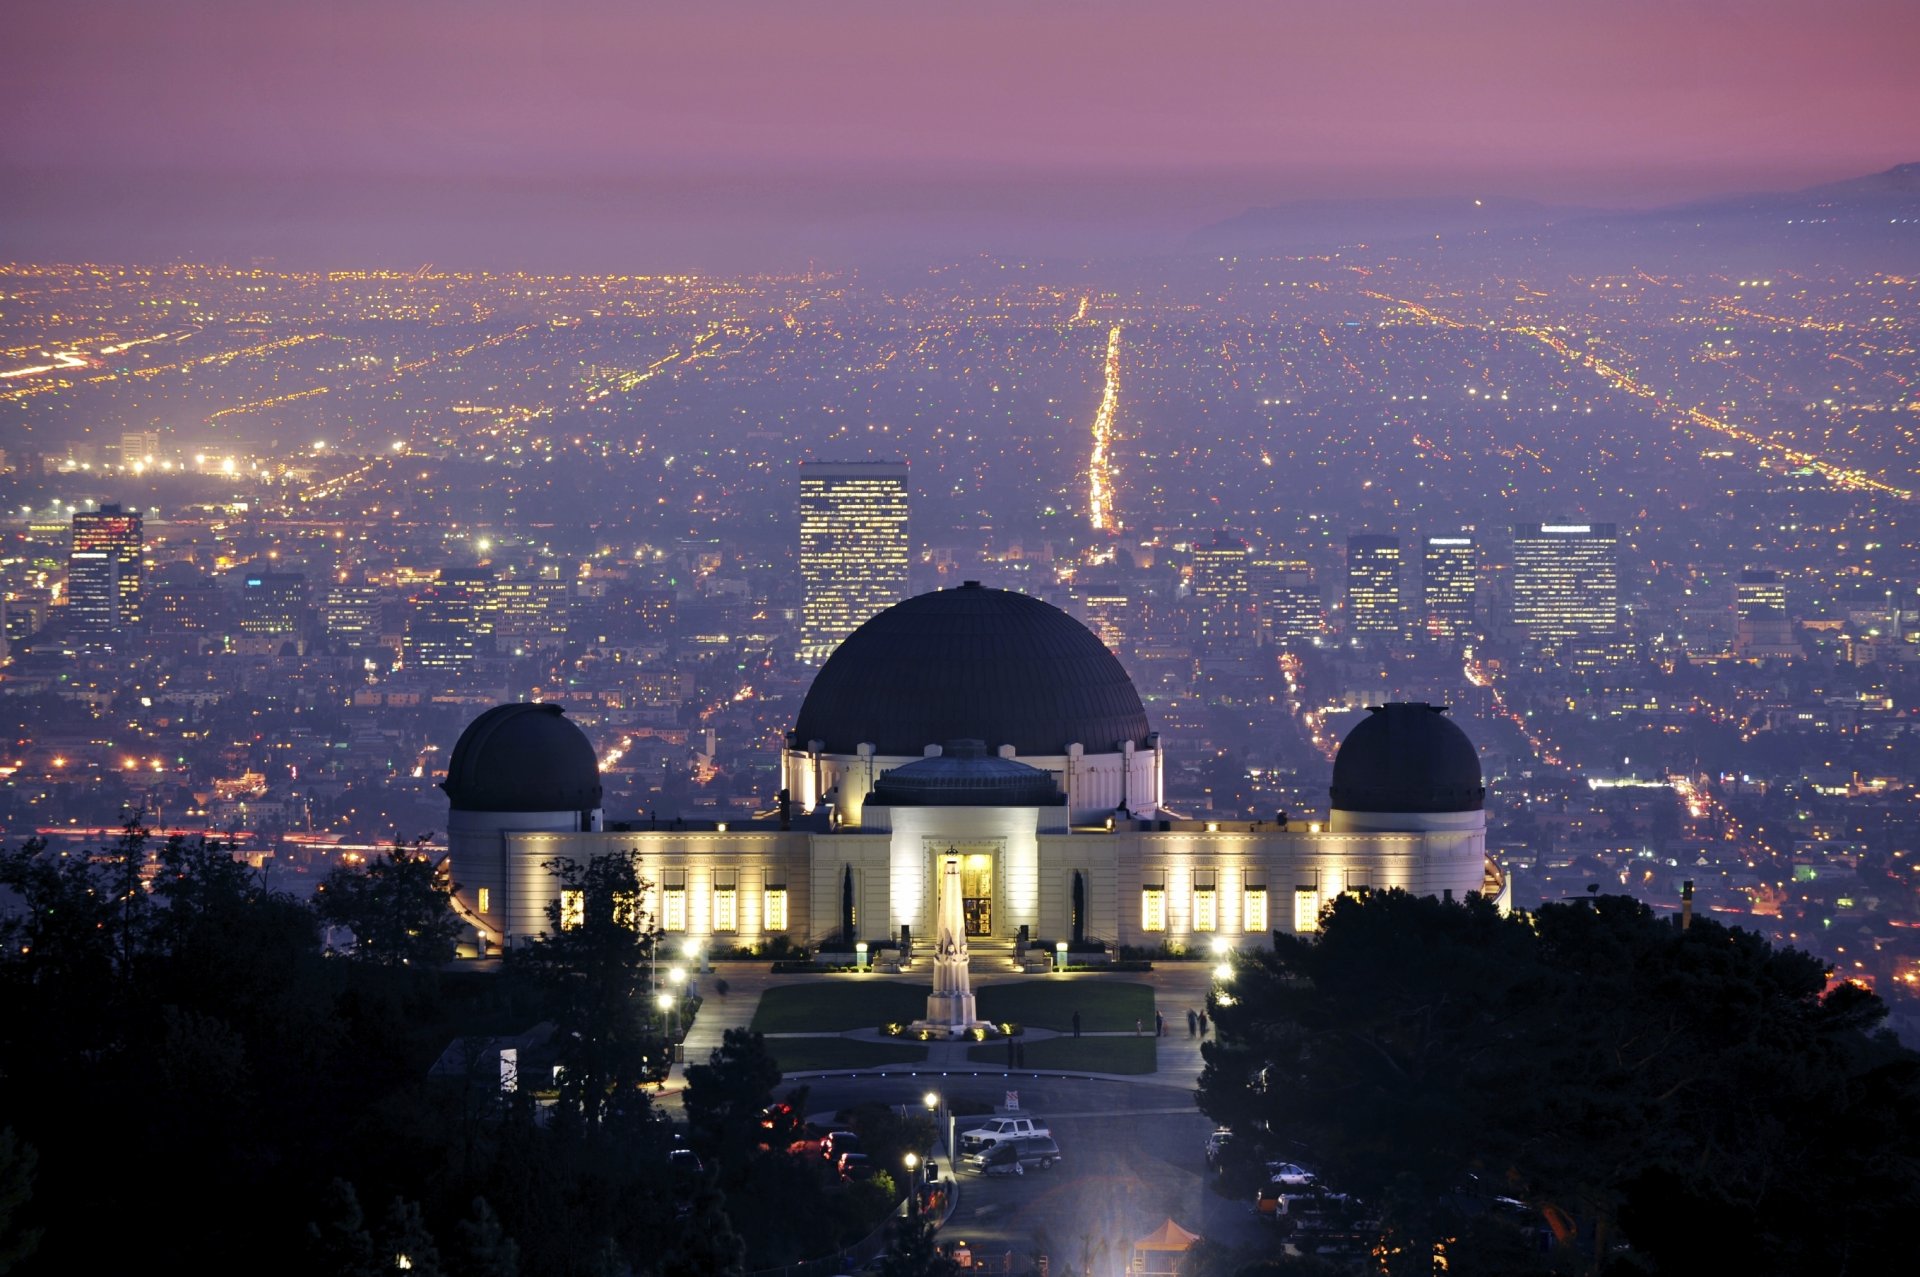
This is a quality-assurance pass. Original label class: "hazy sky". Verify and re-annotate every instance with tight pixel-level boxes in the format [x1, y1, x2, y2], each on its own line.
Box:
[4, 0, 1916, 267]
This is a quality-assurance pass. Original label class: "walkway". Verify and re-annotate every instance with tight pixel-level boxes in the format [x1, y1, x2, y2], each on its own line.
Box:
[660, 960, 1222, 1106]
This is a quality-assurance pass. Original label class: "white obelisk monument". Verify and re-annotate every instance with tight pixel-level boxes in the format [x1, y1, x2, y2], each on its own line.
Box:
[911, 855, 990, 1039]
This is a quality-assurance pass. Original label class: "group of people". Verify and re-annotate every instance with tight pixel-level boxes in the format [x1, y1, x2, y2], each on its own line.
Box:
[1134, 1009, 1211, 1036]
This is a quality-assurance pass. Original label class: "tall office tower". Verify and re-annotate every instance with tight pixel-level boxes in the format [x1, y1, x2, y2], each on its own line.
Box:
[1345, 534, 1403, 638]
[1191, 534, 1255, 647]
[321, 582, 384, 647]
[148, 566, 229, 639]
[436, 568, 498, 655]
[798, 460, 909, 663]
[1421, 532, 1477, 639]
[240, 572, 309, 643]
[72, 504, 144, 624]
[1079, 588, 1135, 650]
[65, 551, 120, 636]
[1735, 568, 1798, 660]
[494, 578, 570, 655]
[1257, 558, 1324, 648]
[406, 577, 487, 673]
[1511, 522, 1619, 649]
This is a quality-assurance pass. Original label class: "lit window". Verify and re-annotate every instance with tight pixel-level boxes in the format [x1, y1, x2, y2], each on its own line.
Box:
[613, 890, 641, 931]
[1243, 888, 1268, 933]
[1142, 888, 1167, 933]
[663, 888, 687, 932]
[477, 886, 490, 915]
[764, 888, 789, 931]
[1192, 872, 1217, 933]
[1294, 885, 1320, 933]
[713, 888, 738, 933]
[560, 889, 584, 931]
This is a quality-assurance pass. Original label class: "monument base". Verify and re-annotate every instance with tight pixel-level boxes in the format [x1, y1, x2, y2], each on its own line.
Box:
[906, 1018, 996, 1041]
[909, 990, 992, 1040]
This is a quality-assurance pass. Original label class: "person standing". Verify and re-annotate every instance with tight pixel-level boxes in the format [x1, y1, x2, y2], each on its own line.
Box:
[1155, 1010, 1165, 1037]
[1072, 1010, 1082, 1039]
[1187, 1008, 1198, 1037]
[1198, 1011, 1209, 1037]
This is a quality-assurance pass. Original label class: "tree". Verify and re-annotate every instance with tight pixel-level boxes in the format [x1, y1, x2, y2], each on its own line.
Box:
[683, 1028, 783, 1159]
[877, 1209, 956, 1277]
[304, 1180, 380, 1277]
[0, 1129, 40, 1275]
[510, 852, 662, 1129]
[379, 1197, 445, 1277]
[314, 841, 463, 966]
[1199, 889, 1920, 1277]
[450, 1197, 519, 1277]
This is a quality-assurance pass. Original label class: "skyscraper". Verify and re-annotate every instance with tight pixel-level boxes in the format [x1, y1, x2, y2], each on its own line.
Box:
[799, 461, 909, 663]
[1511, 522, 1619, 648]
[1346, 534, 1402, 638]
[72, 503, 143, 624]
[65, 550, 119, 637]
[1191, 534, 1254, 647]
[1421, 532, 1477, 639]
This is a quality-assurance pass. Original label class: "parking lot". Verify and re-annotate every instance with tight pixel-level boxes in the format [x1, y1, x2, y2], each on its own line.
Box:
[800, 1074, 1271, 1273]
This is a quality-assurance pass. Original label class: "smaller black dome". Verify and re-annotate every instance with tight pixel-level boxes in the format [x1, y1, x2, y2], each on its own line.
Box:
[870, 740, 1065, 807]
[443, 703, 603, 814]
[1329, 703, 1484, 814]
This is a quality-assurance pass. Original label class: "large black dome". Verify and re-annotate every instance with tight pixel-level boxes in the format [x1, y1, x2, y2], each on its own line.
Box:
[443, 703, 603, 814]
[1329, 703, 1485, 814]
[791, 583, 1151, 757]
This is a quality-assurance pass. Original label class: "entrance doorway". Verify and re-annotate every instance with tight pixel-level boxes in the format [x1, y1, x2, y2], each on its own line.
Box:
[960, 853, 992, 936]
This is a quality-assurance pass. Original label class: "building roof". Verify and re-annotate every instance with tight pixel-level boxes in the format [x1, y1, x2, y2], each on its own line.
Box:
[869, 740, 1066, 807]
[790, 582, 1151, 756]
[442, 702, 603, 813]
[1328, 702, 1485, 813]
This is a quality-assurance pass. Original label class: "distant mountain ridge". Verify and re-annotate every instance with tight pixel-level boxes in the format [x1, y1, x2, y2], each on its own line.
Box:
[1188, 162, 1920, 256]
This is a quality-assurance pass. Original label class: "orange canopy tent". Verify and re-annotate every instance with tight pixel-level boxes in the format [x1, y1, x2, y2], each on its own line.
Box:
[1130, 1218, 1200, 1275]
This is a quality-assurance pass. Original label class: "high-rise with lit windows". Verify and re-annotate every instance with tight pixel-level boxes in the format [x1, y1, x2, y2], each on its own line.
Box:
[72, 503, 143, 624]
[1511, 522, 1619, 648]
[1421, 532, 1477, 639]
[799, 461, 909, 663]
[1345, 534, 1402, 638]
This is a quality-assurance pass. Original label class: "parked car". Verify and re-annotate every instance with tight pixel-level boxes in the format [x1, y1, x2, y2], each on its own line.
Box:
[1267, 1160, 1316, 1188]
[963, 1134, 1062, 1175]
[1205, 1128, 1233, 1167]
[837, 1152, 875, 1181]
[958, 1115, 1050, 1149]
[667, 1147, 703, 1175]
[822, 1130, 862, 1162]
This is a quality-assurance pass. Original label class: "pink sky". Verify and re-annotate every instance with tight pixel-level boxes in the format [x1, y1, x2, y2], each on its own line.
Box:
[5, 0, 1915, 198]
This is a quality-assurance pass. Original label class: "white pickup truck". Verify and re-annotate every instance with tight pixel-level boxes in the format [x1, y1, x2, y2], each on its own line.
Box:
[959, 1115, 1051, 1151]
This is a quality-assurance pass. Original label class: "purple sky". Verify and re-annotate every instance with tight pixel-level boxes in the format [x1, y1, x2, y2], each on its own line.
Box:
[4, 0, 1917, 266]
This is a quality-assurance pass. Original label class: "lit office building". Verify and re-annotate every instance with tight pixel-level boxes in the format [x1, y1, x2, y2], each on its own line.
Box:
[321, 583, 385, 647]
[72, 504, 143, 624]
[1421, 533, 1477, 639]
[240, 572, 308, 641]
[1511, 522, 1619, 649]
[799, 461, 909, 663]
[1735, 569, 1798, 660]
[65, 551, 120, 636]
[1345, 534, 1403, 638]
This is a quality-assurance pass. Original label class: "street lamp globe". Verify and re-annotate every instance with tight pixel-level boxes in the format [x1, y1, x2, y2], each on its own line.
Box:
[923, 1091, 939, 1112]
[655, 992, 674, 1012]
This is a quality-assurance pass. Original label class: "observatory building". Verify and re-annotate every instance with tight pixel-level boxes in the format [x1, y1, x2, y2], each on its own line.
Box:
[443, 583, 1504, 957]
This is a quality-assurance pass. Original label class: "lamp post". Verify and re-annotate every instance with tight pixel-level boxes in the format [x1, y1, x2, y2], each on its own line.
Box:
[904, 1152, 920, 1215]
[656, 990, 675, 1039]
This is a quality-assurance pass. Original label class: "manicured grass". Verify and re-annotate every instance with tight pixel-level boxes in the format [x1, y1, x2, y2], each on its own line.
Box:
[974, 980, 1156, 1033]
[964, 1035, 1158, 1075]
[769, 1036, 930, 1072]
[750, 982, 933, 1033]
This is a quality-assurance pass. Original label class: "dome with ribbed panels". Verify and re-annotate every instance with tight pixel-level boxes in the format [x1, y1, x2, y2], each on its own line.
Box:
[869, 740, 1066, 807]
[790, 582, 1151, 757]
[442, 703, 603, 814]
[1329, 703, 1484, 814]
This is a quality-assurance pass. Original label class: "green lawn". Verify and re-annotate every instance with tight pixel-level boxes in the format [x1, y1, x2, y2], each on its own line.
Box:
[768, 1037, 930, 1072]
[964, 1035, 1158, 1075]
[974, 980, 1156, 1033]
[750, 982, 933, 1033]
